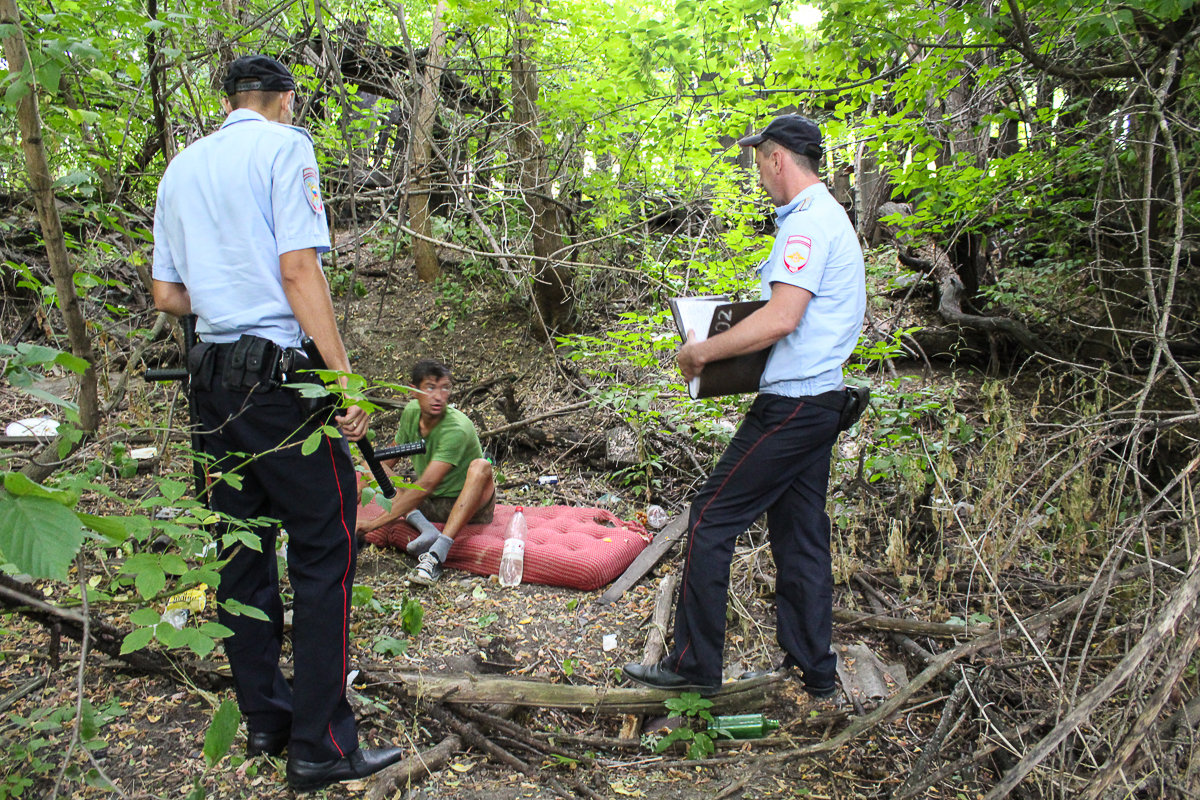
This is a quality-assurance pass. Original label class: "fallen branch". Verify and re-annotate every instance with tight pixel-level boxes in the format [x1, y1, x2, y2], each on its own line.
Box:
[983, 552, 1200, 800]
[479, 400, 592, 440]
[365, 735, 461, 800]
[713, 549, 1194, 798]
[620, 573, 678, 739]
[359, 664, 780, 713]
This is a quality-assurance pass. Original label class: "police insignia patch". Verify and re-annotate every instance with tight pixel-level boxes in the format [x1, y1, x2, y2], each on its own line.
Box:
[302, 168, 323, 213]
[783, 235, 811, 273]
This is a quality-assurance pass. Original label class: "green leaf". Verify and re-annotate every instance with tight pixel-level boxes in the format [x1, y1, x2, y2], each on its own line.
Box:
[301, 429, 324, 456]
[53, 351, 90, 374]
[158, 480, 187, 504]
[400, 596, 424, 637]
[372, 635, 409, 657]
[203, 699, 241, 769]
[134, 567, 166, 599]
[120, 627, 154, 654]
[4, 472, 79, 506]
[79, 700, 98, 740]
[220, 598, 269, 621]
[160, 554, 188, 575]
[198, 622, 234, 638]
[76, 512, 130, 543]
[0, 493, 84, 580]
[129, 608, 163, 626]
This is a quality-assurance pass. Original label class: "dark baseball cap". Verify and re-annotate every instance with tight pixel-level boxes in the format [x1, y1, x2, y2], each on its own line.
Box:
[222, 55, 296, 95]
[737, 115, 823, 159]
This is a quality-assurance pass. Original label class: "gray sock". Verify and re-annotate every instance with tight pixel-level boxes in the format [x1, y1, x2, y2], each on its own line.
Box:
[428, 534, 454, 564]
[405, 511, 442, 556]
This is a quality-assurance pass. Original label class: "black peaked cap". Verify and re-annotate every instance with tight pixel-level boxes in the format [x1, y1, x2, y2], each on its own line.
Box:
[738, 115, 823, 160]
[222, 55, 296, 95]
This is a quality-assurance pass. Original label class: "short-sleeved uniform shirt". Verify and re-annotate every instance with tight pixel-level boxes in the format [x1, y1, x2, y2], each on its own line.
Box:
[395, 401, 484, 499]
[758, 182, 866, 397]
[152, 108, 331, 348]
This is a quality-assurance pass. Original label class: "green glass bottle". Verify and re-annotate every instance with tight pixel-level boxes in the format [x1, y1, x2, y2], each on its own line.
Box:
[707, 713, 781, 739]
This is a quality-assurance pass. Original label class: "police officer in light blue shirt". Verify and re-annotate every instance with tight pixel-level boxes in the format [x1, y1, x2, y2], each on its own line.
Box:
[151, 54, 404, 792]
[624, 115, 866, 699]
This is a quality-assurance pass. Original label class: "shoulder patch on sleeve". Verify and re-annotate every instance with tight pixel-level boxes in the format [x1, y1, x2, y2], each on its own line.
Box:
[783, 235, 811, 273]
[302, 168, 323, 214]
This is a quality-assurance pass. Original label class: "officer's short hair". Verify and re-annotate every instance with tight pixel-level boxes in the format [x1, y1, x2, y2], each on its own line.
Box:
[227, 89, 286, 111]
[411, 358, 452, 387]
[760, 139, 820, 176]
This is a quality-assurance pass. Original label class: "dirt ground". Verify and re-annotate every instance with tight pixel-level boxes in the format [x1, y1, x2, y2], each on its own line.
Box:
[0, 237, 981, 799]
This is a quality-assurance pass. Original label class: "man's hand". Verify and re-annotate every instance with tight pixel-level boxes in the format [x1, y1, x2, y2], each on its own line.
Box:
[336, 404, 369, 442]
[355, 516, 378, 535]
[676, 331, 706, 381]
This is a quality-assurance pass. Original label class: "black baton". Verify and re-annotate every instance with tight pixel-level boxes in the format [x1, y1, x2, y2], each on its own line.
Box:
[299, 338, 396, 499]
[145, 314, 206, 502]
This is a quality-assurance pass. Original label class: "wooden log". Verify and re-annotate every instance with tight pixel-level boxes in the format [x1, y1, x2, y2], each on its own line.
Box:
[361, 665, 780, 714]
[365, 735, 461, 800]
[599, 506, 690, 604]
[832, 608, 989, 638]
[620, 573, 678, 739]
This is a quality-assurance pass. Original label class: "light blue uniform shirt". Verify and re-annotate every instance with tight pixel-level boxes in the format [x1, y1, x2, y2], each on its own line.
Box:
[152, 109, 331, 348]
[758, 182, 866, 397]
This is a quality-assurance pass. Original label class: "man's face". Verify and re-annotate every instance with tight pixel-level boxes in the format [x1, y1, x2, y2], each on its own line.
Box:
[414, 375, 452, 421]
[755, 146, 785, 206]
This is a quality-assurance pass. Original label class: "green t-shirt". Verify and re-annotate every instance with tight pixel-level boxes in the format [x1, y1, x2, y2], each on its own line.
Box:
[395, 400, 484, 499]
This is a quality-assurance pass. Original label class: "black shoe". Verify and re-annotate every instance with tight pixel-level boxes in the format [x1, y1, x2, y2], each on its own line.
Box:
[806, 684, 839, 700]
[246, 729, 288, 758]
[287, 746, 406, 793]
[623, 661, 720, 696]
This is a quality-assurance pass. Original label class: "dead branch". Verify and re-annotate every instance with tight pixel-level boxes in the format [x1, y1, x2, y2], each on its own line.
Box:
[983, 554, 1200, 799]
[359, 665, 781, 714]
[713, 549, 1196, 799]
[620, 573, 678, 739]
[365, 735, 461, 800]
[479, 400, 592, 440]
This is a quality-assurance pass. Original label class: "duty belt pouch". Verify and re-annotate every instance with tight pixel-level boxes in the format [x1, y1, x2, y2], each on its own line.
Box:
[838, 385, 870, 432]
[186, 342, 217, 392]
[222, 334, 282, 392]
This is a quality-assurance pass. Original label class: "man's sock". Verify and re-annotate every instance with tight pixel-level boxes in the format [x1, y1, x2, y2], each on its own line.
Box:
[405, 511, 442, 556]
[428, 534, 454, 564]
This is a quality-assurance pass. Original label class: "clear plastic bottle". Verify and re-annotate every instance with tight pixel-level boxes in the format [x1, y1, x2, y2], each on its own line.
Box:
[498, 506, 527, 587]
[646, 505, 668, 529]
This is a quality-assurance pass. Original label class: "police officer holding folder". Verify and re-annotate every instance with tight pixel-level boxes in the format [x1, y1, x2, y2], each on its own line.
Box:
[624, 115, 866, 699]
[152, 55, 403, 792]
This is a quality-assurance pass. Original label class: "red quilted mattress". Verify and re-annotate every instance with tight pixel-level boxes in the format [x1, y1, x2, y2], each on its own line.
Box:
[358, 503, 651, 591]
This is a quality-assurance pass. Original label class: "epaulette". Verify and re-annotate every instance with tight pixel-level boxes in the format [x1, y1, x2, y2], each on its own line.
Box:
[276, 123, 314, 143]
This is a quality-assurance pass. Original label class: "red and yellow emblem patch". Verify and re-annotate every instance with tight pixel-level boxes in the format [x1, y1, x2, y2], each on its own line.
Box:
[303, 168, 323, 213]
[783, 235, 811, 273]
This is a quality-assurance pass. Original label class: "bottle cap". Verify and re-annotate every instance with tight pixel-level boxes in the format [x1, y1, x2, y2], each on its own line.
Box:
[516, 506, 524, 513]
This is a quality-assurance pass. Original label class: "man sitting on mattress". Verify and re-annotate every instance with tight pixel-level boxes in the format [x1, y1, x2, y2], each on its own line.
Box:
[356, 358, 495, 587]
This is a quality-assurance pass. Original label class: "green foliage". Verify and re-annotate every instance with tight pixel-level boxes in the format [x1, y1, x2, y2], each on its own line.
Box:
[653, 692, 716, 760]
[400, 595, 425, 637]
[202, 700, 241, 769]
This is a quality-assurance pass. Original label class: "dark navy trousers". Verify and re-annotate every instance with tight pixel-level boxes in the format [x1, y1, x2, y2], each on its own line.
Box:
[197, 377, 359, 763]
[666, 393, 841, 694]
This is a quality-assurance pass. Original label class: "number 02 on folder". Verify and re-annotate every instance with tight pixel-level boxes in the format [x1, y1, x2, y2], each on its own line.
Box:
[668, 296, 771, 400]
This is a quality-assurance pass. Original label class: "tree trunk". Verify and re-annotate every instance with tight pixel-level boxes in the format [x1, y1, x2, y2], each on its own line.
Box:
[511, 0, 574, 338]
[408, 0, 447, 283]
[0, 0, 100, 480]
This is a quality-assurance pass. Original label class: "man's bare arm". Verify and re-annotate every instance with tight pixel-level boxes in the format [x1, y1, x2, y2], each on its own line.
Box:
[676, 283, 812, 381]
[153, 280, 192, 316]
[279, 247, 369, 440]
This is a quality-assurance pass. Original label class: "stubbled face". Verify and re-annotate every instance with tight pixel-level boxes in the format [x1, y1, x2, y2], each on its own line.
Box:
[415, 375, 452, 421]
[754, 146, 787, 207]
